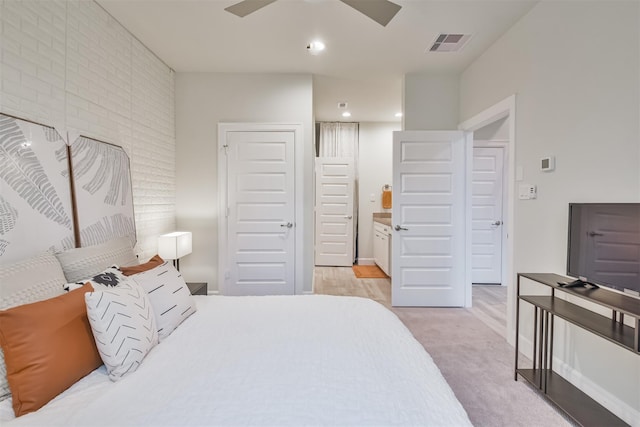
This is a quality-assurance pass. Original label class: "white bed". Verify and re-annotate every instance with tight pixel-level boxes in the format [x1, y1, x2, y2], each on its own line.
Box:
[1, 295, 471, 426]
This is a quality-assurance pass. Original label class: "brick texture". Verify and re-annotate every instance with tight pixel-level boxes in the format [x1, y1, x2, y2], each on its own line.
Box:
[0, 0, 176, 260]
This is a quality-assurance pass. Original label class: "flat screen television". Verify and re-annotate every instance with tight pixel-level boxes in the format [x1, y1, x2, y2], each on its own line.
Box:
[566, 203, 640, 294]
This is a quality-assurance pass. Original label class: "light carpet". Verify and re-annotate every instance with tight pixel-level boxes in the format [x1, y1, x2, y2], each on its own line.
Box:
[392, 306, 575, 427]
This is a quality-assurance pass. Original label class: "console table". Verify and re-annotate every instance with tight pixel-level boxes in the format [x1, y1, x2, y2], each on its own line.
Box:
[515, 273, 639, 427]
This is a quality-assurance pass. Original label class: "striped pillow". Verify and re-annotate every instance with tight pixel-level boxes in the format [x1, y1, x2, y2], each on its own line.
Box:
[128, 262, 197, 341]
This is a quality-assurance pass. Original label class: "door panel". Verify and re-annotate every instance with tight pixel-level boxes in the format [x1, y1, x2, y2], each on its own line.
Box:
[225, 130, 295, 295]
[392, 131, 468, 307]
[314, 158, 355, 266]
[471, 147, 504, 284]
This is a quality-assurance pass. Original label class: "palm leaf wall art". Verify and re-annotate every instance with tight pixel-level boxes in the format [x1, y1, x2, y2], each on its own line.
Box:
[70, 135, 135, 247]
[0, 115, 72, 229]
[0, 113, 75, 263]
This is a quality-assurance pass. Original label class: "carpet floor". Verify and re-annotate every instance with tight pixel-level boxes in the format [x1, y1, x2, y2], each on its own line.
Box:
[314, 266, 575, 426]
[393, 306, 574, 427]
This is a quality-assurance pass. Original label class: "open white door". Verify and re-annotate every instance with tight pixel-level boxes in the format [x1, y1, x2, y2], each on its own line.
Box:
[392, 131, 470, 307]
[221, 129, 296, 296]
[314, 157, 355, 266]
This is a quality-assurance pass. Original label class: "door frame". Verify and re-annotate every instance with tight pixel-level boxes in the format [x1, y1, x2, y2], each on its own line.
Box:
[472, 142, 508, 286]
[217, 122, 305, 295]
[459, 95, 517, 344]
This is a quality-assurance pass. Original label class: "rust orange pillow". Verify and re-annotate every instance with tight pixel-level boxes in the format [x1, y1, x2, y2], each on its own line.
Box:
[0, 283, 101, 417]
[119, 254, 164, 276]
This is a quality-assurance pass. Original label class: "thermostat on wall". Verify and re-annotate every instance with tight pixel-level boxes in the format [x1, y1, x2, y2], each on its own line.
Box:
[541, 156, 555, 172]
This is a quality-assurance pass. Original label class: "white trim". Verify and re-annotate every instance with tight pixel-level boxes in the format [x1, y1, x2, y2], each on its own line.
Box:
[458, 94, 517, 343]
[464, 132, 474, 307]
[356, 258, 376, 265]
[217, 122, 305, 295]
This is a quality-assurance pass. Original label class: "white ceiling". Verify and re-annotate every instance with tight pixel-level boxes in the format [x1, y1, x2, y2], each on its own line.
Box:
[97, 0, 537, 122]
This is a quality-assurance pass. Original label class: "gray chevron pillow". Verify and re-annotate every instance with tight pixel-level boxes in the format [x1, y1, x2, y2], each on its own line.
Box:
[85, 280, 158, 381]
[129, 261, 197, 341]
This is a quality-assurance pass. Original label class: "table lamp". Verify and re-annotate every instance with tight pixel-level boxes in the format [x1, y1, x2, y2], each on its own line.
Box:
[158, 231, 192, 271]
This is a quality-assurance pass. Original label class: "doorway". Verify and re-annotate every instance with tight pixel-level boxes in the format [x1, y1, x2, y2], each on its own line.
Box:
[459, 95, 517, 344]
[472, 135, 508, 285]
[314, 157, 356, 266]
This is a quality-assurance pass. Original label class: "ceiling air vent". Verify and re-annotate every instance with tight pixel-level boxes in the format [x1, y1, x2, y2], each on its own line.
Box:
[428, 34, 471, 53]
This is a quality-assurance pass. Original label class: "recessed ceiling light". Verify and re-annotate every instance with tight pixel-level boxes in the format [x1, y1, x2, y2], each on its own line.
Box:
[395, 112, 403, 118]
[342, 111, 351, 118]
[307, 41, 325, 55]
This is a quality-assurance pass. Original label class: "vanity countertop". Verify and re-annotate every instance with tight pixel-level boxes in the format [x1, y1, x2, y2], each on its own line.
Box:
[373, 213, 392, 227]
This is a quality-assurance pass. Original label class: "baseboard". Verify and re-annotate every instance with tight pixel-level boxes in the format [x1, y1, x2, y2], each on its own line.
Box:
[516, 334, 639, 426]
[552, 358, 639, 426]
[356, 258, 375, 265]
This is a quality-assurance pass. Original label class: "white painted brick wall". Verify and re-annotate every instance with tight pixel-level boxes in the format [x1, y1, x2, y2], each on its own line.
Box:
[0, 0, 176, 261]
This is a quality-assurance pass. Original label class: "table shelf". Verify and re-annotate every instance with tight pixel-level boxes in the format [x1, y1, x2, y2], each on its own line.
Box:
[515, 273, 638, 427]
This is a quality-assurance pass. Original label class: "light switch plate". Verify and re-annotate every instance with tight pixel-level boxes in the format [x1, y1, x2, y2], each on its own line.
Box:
[519, 184, 537, 200]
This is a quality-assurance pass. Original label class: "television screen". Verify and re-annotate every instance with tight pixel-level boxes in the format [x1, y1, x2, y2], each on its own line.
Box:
[567, 203, 640, 293]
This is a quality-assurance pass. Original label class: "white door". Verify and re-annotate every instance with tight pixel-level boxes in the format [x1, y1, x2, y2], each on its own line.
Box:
[472, 146, 504, 284]
[222, 130, 295, 295]
[314, 158, 355, 266]
[392, 131, 469, 307]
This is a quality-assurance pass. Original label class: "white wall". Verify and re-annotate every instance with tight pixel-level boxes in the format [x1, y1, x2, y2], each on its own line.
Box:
[0, 0, 176, 260]
[403, 72, 459, 130]
[357, 122, 399, 263]
[175, 73, 314, 293]
[460, 2, 640, 424]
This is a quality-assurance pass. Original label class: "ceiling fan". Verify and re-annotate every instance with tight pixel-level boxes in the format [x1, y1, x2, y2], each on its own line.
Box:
[224, 0, 402, 27]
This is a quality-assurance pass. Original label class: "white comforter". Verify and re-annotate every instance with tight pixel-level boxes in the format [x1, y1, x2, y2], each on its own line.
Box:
[1, 295, 471, 426]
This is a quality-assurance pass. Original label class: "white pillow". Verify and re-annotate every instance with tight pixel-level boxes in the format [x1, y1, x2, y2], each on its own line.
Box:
[0, 251, 67, 401]
[55, 236, 138, 283]
[129, 262, 197, 341]
[85, 280, 158, 381]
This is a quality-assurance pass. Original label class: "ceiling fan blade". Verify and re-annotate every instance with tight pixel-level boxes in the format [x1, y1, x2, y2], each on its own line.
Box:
[340, 0, 401, 27]
[224, 0, 278, 18]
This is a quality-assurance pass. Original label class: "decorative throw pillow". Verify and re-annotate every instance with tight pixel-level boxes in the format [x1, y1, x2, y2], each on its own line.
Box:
[119, 254, 164, 276]
[0, 283, 101, 417]
[0, 251, 67, 402]
[129, 262, 197, 341]
[85, 280, 158, 381]
[63, 266, 128, 292]
[55, 236, 138, 283]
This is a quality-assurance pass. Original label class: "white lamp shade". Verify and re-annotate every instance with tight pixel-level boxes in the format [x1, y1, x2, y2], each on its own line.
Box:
[158, 231, 192, 260]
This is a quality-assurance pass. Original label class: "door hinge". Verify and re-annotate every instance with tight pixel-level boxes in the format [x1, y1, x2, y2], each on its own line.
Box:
[226, 207, 230, 217]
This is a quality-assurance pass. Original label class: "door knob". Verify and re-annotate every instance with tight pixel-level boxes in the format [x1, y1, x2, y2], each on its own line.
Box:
[344, 215, 353, 219]
[280, 222, 293, 228]
[588, 231, 604, 237]
[394, 225, 408, 231]
[492, 220, 502, 226]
